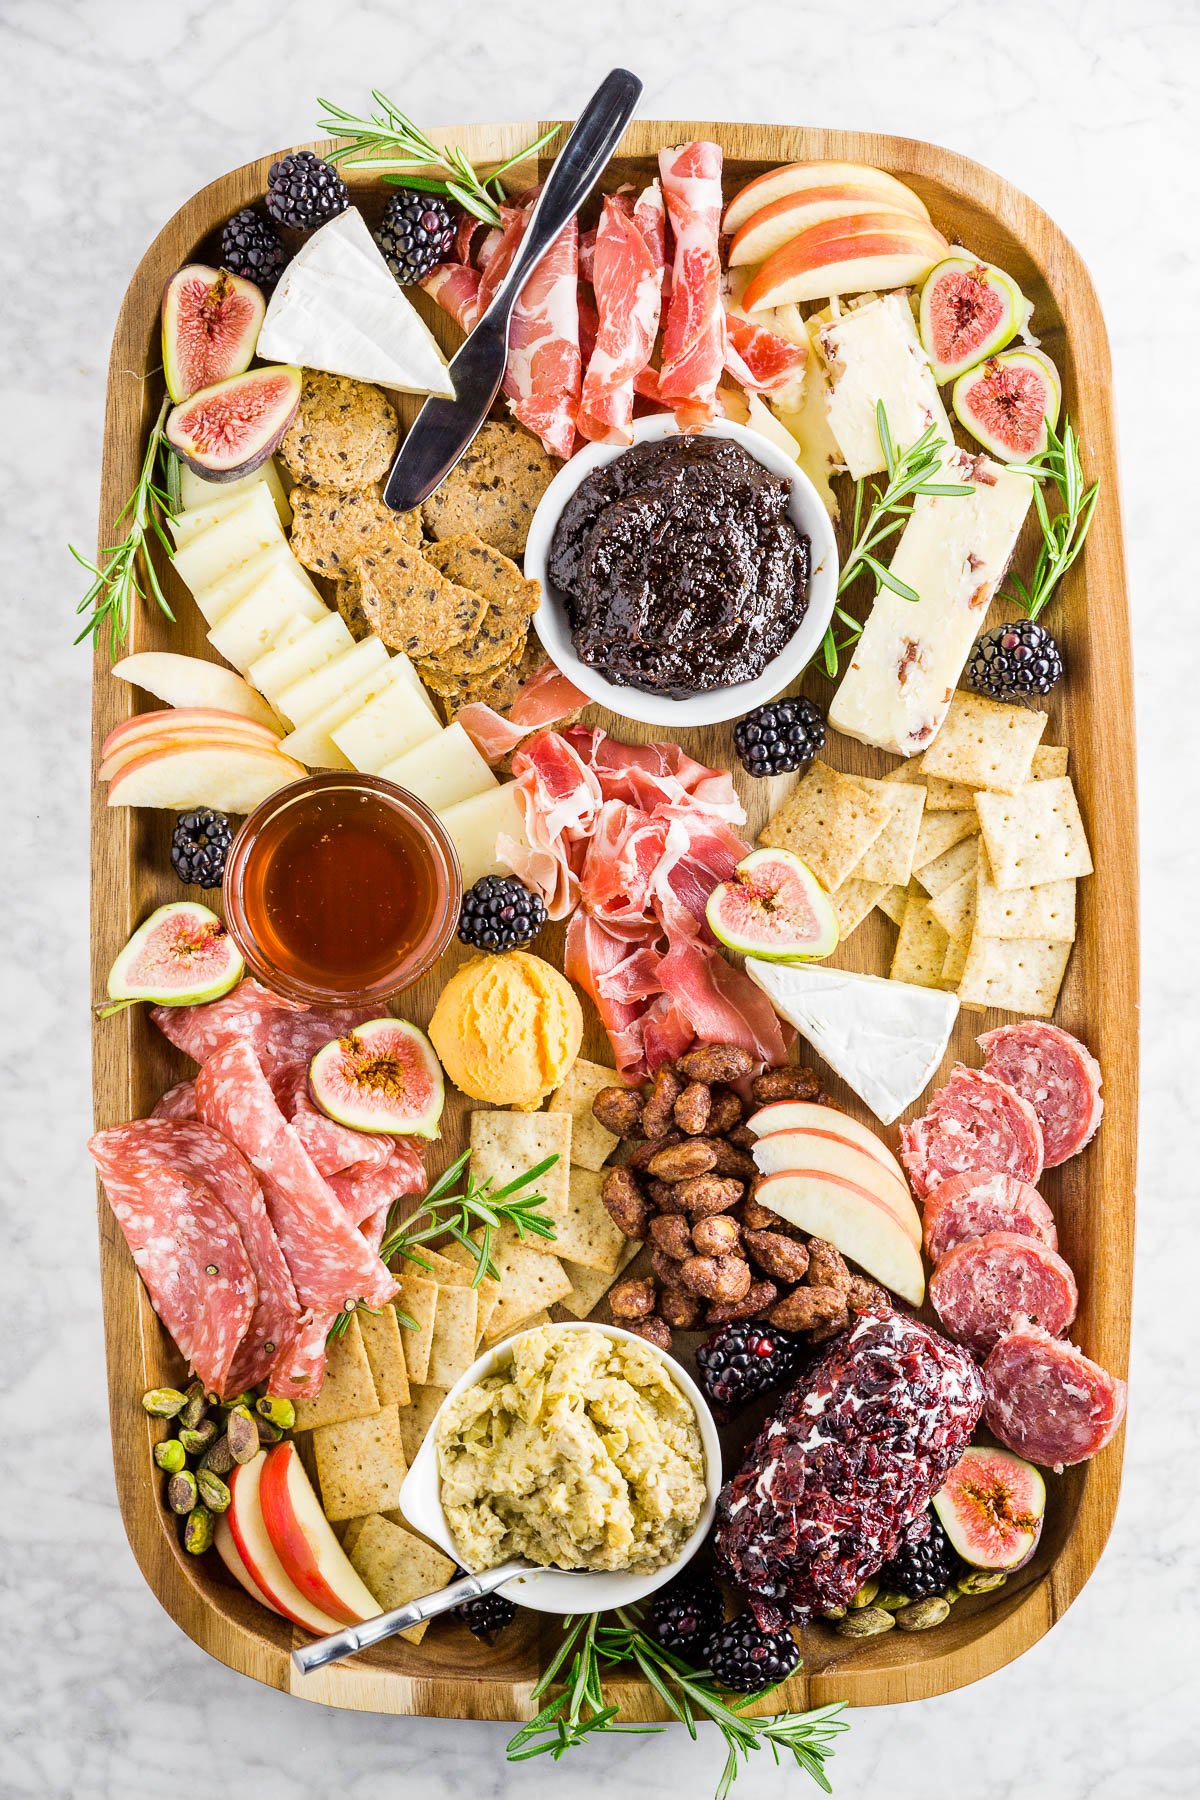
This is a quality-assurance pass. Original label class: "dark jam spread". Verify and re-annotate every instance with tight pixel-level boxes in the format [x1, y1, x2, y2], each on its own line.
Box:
[547, 435, 811, 697]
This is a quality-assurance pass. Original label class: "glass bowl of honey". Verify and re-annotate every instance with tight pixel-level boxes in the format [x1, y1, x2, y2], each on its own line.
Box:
[222, 773, 462, 1007]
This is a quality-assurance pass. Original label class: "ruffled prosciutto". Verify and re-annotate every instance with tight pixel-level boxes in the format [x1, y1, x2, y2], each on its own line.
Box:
[724, 309, 808, 407]
[578, 183, 666, 444]
[658, 142, 727, 427]
[458, 657, 589, 766]
[422, 262, 482, 332]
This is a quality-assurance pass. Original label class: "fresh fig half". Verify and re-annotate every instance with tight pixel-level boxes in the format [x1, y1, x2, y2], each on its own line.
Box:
[309, 1018, 444, 1138]
[166, 365, 302, 482]
[952, 348, 1061, 463]
[918, 254, 1028, 385]
[106, 901, 243, 1009]
[705, 848, 839, 962]
[933, 1444, 1046, 1572]
[162, 265, 265, 403]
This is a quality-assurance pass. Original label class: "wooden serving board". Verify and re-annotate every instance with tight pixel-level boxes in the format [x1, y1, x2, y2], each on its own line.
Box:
[90, 119, 1136, 1717]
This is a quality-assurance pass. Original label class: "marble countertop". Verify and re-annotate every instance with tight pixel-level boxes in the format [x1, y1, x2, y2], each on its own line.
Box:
[5, 0, 1198, 1794]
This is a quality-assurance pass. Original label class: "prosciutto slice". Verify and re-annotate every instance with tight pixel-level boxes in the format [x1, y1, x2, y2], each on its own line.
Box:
[723, 308, 808, 406]
[422, 262, 482, 332]
[503, 212, 581, 458]
[578, 183, 666, 443]
[658, 142, 727, 426]
[457, 658, 588, 765]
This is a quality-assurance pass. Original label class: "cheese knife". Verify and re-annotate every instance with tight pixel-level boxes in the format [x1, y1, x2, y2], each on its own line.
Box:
[382, 67, 643, 512]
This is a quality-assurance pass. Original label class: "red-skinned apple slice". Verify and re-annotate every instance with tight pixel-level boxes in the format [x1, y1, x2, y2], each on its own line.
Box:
[723, 160, 930, 236]
[729, 184, 929, 267]
[226, 1452, 348, 1634]
[258, 1441, 382, 1626]
[746, 1101, 908, 1186]
[751, 1130, 921, 1248]
[755, 1169, 926, 1306]
[742, 212, 949, 310]
[99, 728, 280, 782]
[106, 742, 306, 811]
[214, 1512, 283, 1618]
[101, 706, 280, 761]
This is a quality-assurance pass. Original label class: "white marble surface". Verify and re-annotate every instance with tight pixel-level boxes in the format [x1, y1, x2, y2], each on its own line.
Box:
[4, 1, 1198, 1794]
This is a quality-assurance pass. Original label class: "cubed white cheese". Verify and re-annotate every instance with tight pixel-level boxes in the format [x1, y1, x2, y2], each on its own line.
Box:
[819, 294, 952, 480]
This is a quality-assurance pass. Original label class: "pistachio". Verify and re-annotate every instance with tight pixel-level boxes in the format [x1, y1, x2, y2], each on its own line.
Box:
[196, 1467, 231, 1513]
[821, 1605, 848, 1621]
[848, 1579, 879, 1610]
[835, 1606, 895, 1639]
[153, 1439, 187, 1475]
[167, 1470, 199, 1515]
[179, 1382, 209, 1431]
[954, 1569, 1008, 1596]
[895, 1596, 952, 1631]
[250, 1414, 281, 1448]
[141, 1387, 187, 1420]
[226, 1407, 261, 1462]
[256, 1395, 296, 1430]
[220, 1391, 256, 1413]
[183, 1504, 214, 1555]
[178, 1420, 218, 1456]
[200, 1435, 235, 1476]
[874, 1590, 911, 1612]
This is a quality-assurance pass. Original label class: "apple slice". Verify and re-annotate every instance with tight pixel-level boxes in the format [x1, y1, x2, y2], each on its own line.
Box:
[746, 1100, 907, 1187]
[729, 183, 929, 267]
[755, 1169, 926, 1306]
[106, 741, 305, 811]
[259, 1442, 383, 1625]
[99, 728, 279, 783]
[213, 1512, 283, 1618]
[112, 653, 282, 730]
[723, 160, 930, 237]
[226, 1452, 348, 1634]
[101, 707, 279, 761]
[751, 1129, 921, 1248]
[743, 212, 950, 311]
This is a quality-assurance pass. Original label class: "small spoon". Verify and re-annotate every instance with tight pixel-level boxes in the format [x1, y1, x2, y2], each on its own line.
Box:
[291, 1558, 530, 1676]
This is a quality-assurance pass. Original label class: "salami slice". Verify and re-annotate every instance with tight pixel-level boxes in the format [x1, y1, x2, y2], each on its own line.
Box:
[983, 1326, 1127, 1468]
[266, 1061, 393, 1180]
[328, 1138, 427, 1228]
[152, 1079, 198, 1122]
[195, 1039, 398, 1314]
[152, 978, 376, 1077]
[979, 1022, 1103, 1167]
[900, 1066, 1044, 1199]
[922, 1170, 1058, 1262]
[930, 1230, 1078, 1356]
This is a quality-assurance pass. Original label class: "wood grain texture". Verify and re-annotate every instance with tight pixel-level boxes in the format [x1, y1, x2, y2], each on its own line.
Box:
[90, 120, 1136, 1719]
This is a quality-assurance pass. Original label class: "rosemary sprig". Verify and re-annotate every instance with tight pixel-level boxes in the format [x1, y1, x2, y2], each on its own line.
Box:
[326, 1300, 419, 1345]
[999, 415, 1098, 620]
[72, 395, 177, 652]
[819, 401, 972, 679]
[507, 1609, 848, 1798]
[315, 93, 559, 226]
[377, 1147, 560, 1287]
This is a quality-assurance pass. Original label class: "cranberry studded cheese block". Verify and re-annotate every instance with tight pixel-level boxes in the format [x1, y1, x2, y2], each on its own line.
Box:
[983, 1327, 1127, 1469]
[922, 1169, 1058, 1262]
[901, 1065, 1044, 1199]
[930, 1230, 1078, 1358]
[715, 1311, 983, 1626]
[978, 1022, 1103, 1168]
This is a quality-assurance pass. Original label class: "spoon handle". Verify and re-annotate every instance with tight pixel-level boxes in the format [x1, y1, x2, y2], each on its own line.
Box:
[290, 1562, 526, 1676]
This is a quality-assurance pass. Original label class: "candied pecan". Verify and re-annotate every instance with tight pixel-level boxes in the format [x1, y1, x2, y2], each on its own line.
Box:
[691, 1213, 741, 1257]
[751, 1065, 821, 1104]
[767, 1284, 848, 1331]
[642, 1068, 685, 1139]
[808, 1307, 852, 1343]
[674, 1081, 712, 1136]
[676, 1174, 743, 1218]
[627, 1315, 673, 1351]
[659, 1285, 701, 1330]
[705, 1278, 779, 1326]
[847, 1274, 892, 1314]
[607, 1275, 657, 1321]
[737, 1192, 778, 1232]
[705, 1087, 745, 1135]
[744, 1229, 811, 1283]
[679, 1254, 751, 1303]
[650, 1245, 685, 1285]
[729, 1123, 757, 1149]
[677, 1044, 755, 1084]
[648, 1214, 693, 1260]
[628, 1132, 682, 1170]
[592, 1085, 644, 1138]
[646, 1139, 719, 1181]
[600, 1167, 650, 1239]
[806, 1237, 852, 1294]
[709, 1140, 758, 1181]
[647, 1178, 690, 1215]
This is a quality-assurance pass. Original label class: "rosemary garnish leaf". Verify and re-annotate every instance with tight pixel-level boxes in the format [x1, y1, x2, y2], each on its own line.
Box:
[997, 415, 1099, 620]
[73, 395, 177, 652]
[376, 1147, 559, 1288]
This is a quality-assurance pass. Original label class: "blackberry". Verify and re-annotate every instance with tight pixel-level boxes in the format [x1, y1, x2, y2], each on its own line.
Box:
[704, 1611, 799, 1693]
[219, 207, 288, 291]
[878, 1512, 961, 1601]
[734, 697, 826, 778]
[265, 151, 348, 231]
[696, 1320, 801, 1414]
[375, 188, 457, 285]
[967, 619, 1063, 702]
[458, 875, 547, 953]
[456, 1590, 517, 1642]
[646, 1572, 725, 1662]
[170, 811, 233, 889]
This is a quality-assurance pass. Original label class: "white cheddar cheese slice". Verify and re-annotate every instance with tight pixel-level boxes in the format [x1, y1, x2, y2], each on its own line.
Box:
[275, 635, 389, 727]
[208, 599, 309, 675]
[177, 456, 292, 527]
[379, 721, 497, 812]
[818, 294, 952, 481]
[331, 674, 441, 772]
[280, 660, 408, 770]
[439, 782, 529, 888]
[828, 449, 1034, 756]
[250, 613, 356, 716]
[745, 959, 958, 1125]
[171, 485, 262, 550]
[171, 485, 286, 599]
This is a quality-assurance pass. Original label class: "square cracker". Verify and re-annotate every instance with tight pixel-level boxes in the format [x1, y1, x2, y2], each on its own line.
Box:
[548, 1058, 622, 1171]
[396, 1384, 448, 1465]
[975, 777, 1094, 891]
[423, 532, 541, 618]
[890, 894, 951, 990]
[1031, 744, 1069, 779]
[484, 1230, 573, 1340]
[424, 1285, 479, 1389]
[556, 1241, 641, 1320]
[356, 541, 487, 659]
[913, 808, 979, 873]
[848, 778, 926, 885]
[346, 1515, 456, 1645]
[394, 1275, 438, 1387]
[357, 1305, 410, 1409]
[976, 867, 1077, 942]
[916, 831, 979, 897]
[876, 883, 910, 926]
[929, 866, 978, 944]
[883, 755, 926, 784]
[957, 934, 1072, 1017]
[925, 775, 976, 812]
[469, 1111, 572, 1253]
[552, 1168, 629, 1273]
[293, 1315, 378, 1431]
[759, 762, 895, 892]
[942, 932, 971, 985]
[921, 690, 1048, 793]
[433, 1236, 503, 1342]
[311, 1406, 407, 1521]
[829, 876, 887, 938]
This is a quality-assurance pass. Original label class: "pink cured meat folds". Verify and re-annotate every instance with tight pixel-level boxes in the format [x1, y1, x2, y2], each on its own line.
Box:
[922, 1169, 1058, 1262]
[266, 1061, 392, 1180]
[151, 978, 376, 1077]
[658, 142, 726, 425]
[457, 658, 589, 767]
[983, 1326, 1127, 1468]
[929, 1230, 1078, 1358]
[900, 1066, 1044, 1199]
[578, 184, 666, 443]
[195, 1039, 397, 1315]
[978, 1022, 1103, 1168]
[492, 208, 581, 460]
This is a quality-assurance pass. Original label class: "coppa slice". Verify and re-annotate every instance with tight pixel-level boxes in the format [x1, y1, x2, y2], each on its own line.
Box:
[751, 1128, 921, 1248]
[933, 1444, 1046, 1571]
[754, 1168, 925, 1305]
[309, 1019, 445, 1138]
[706, 848, 838, 961]
[106, 902, 243, 1006]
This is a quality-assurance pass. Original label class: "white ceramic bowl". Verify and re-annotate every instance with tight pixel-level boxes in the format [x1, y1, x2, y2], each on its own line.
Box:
[523, 413, 839, 729]
[398, 1319, 722, 1616]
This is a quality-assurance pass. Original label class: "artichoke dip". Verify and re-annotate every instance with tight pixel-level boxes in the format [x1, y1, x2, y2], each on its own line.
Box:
[435, 1326, 707, 1573]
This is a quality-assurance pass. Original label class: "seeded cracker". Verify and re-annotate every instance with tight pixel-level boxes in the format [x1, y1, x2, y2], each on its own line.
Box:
[421, 421, 557, 557]
[347, 1515, 456, 1644]
[424, 602, 529, 678]
[289, 483, 421, 577]
[957, 934, 1072, 1017]
[356, 542, 487, 658]
[333, 575, 372, 640]
[292, 1314, 379, 1431]
[548, 1057, 622, 1171]
[759, 761, 894, 892]
[423, 532, 542, 617]
[312, 1405, 407, 1520]
[975, 865, 1077, 941]
[920, 689, 1048, 793]
[848, 777, 926, 885]
[890, 893, 951, 989]
[975, 777, 1094, 890]
[279, 372, 399, 490]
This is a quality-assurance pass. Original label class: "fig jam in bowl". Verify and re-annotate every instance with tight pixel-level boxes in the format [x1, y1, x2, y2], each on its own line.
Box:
[524, 414, 839, 728]
[222, 773, 461, 1008]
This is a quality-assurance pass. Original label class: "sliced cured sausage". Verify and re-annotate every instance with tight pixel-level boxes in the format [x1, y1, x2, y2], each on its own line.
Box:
[152, 978, 375, 1077]
[983, 1326, 1127, 1468]
[922, 1169, 1058, 1262]
[978, 1022, 1103, 1167]
[152, 1079, 197, 1122]
[930, 1230, 1078, 1357]
[328, 1138, 427, 1229]
[900, 1066, 1044, 1199]
[266, 1061, 392, 1181]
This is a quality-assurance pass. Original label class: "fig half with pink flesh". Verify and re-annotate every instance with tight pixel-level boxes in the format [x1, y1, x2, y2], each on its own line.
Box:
[918, 254, 1029, 385]
[933, 1444, 1046, 1571]
[706, 848, 839, 961]
[166, 365, 302, 482]
[106, 901, 243, 1006]
[162, 265, 265, 403]
[952, 347, 1061, 463]
[309, 1018, 444, 1138]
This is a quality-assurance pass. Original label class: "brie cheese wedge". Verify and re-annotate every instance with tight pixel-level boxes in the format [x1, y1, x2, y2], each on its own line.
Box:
[257, 208, 454, 398]
[745, 958, 958, 1124]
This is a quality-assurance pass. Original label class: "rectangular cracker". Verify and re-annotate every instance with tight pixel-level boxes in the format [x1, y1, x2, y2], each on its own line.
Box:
[550, 1168, 629, 1273]
[758, 761, 895, 892]
[876, 883, 910, 926]
[346, 1515, 456, 1645]
[924, 775, 976, 812]
[423, 531, 541, 617]
[547, 1058, 622, 1171]
[469, 1110, 572, 1254]
[433, 1237, 502, 1343]
[828, 876, 887, 938]
[956, 934, 1072, 1017]
[355, 541, 487, 659]
[942, 931, 971, 985]
[358, 1305, 410, 1409]
[556, 1241, 641, 1320]
[483, 1230, 573, 1340]
[394, 1273, 438, 1386]
[912, 808, 978, 872]
[293, 1315, 378, 1432]
[848, 777, 926, 885]
[311, 1406, 407, 1521]
[975, 777, 1094, 891]
[890, 894, 951, 989]
[1031, 744, 1069, 779]
[882, 754, 926, 784]
[423, 1285, 479, 1389]
[916, 833, 980, 897]
[921, 689, 1048, 793]
[976, 867, 1077, 942]
[396, 1385, 448, 1465]
[929, 866, 978, 944]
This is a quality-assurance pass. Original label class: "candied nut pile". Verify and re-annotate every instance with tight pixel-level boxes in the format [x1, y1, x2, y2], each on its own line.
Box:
[593, 1047, 891, 1349]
